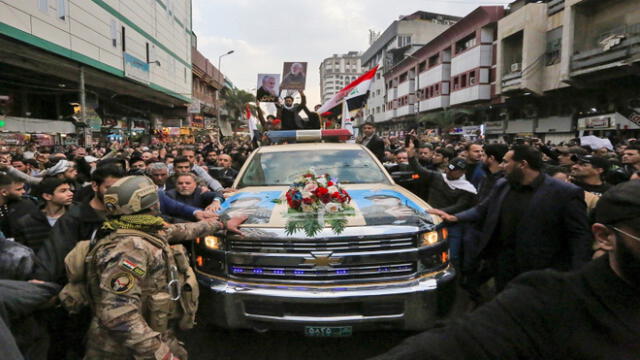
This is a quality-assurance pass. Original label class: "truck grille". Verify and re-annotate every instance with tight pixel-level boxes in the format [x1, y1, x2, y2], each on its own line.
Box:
[229, 236, 416, 253]
[229, 262, 416, 281]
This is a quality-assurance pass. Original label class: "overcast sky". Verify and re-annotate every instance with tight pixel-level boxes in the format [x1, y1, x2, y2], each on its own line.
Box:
[192, 0, 512, 106]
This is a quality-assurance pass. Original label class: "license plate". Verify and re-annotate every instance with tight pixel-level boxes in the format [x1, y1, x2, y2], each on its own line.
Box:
[304, 326, 352, 337]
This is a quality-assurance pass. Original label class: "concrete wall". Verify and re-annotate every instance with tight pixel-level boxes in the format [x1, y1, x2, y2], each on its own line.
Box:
[0, 0, 192, 101]
[496, 3, 547, 95]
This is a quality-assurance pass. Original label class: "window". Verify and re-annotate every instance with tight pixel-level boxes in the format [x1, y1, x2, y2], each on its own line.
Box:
[397, 35, 412, 47]
[428, 54, 439, 67]
[453, 76, 459, 90]
[461, 74, 467, 88]
[110, 20, 118, 48]
[145, 43, 150, 63]
[418, 61, 426, 72]
[57, 0, 66, 20]
[545, 27, 563, 66]
[38, 0, 48, 13]
[455, 33, 476, 53]
[121, 26, 126, 51]
[376, 89, 381, 96]
[469, 70, 476, 85]
[399, 72, 408, 83]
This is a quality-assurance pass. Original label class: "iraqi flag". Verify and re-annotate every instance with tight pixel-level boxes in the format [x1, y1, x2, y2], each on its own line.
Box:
[318, 65, 378, 116]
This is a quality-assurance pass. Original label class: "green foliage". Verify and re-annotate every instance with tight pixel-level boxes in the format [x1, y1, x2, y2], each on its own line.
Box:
[221, 87, 256, 126]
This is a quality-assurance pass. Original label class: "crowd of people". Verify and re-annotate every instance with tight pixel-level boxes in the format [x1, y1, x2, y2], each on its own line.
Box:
[0, 118, 639, 358]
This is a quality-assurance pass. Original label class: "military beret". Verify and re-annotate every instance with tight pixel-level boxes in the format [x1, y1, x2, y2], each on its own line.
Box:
[595, 180, 640, 224]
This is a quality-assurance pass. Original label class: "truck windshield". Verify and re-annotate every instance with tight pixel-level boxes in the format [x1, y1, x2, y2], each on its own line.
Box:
[238, 149, 390, 187]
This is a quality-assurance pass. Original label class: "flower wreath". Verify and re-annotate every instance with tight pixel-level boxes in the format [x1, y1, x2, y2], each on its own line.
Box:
[281, 170, 355, 237]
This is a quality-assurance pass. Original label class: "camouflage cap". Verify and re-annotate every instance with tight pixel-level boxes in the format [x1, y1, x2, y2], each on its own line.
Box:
[103, 176, 159, 216]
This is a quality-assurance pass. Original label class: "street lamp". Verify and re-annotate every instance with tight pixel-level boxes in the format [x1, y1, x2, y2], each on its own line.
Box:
[216, 50, 234, 130]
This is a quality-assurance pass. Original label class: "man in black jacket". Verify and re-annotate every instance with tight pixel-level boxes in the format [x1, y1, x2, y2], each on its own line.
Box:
[15, 178, 74, 253]
[371, 180, 640, 360]
[431, 145, 592, 291]
[276, 90, 306, 130]
[32, 164, 125, 283]
[358, 122, 385, 163]
[0, 175, 37, 239]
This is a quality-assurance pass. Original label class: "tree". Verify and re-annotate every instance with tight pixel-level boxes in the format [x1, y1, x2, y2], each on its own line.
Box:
[220, 87, 255, 128]
[418, 107, 474, 130]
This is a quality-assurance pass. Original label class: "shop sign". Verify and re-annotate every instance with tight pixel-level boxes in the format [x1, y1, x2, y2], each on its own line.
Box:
[188, 100, 201, 114]
[578, 114, 613, 129]
[484, 120, 505, 131]
[123, 53, 150, 84]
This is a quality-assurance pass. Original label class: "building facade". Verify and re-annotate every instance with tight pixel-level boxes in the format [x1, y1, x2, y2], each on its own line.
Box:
[493, 0, 640, 143]
[319, 51, 363, 104]
[190, 40, 224, 130]
[0, 0, 193, 145]
[383, 7, 504, 131]
[360, 11, 461, 124]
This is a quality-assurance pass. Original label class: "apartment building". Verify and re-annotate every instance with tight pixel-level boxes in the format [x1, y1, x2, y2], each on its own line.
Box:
[383, 7, 504, 130]
[493, 0, 640, 143]
[0, 0, 193, 144]
[319, 51, 363, 104]
[360, 11, 461, 124]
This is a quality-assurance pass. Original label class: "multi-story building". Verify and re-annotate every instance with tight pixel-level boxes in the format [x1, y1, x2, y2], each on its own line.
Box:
[360, 11, 461, 125]
[383, 7, 504, 130]
[190, 36, 224, 130]
[494, 0, 640, 143]
[0, 0, 193, 144]
[319, 51, 363, 104]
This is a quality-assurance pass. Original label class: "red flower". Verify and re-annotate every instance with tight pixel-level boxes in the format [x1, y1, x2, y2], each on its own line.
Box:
[302, 197, 313, 204]
[289, 199, 301, 209]
[331, 192, 341, 199]
[316, 187, 328, 196]
[327, 181, 334, 186]
[320, 194, 331, 204]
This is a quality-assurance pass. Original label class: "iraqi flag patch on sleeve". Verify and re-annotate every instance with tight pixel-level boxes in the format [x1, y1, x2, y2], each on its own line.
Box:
[120, 258, 146, 277]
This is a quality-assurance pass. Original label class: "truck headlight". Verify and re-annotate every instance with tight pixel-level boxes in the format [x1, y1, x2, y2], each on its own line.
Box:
[420, 231, 439, 246]
[420, 228, 448, 247]
[196, 235, 222, 250]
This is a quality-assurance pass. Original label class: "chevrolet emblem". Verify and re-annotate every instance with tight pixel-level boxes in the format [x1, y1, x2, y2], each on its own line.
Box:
[302, 251, 342, 268]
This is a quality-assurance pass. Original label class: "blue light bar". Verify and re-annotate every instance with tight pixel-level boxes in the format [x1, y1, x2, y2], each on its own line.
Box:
[266, 129, 352, 143]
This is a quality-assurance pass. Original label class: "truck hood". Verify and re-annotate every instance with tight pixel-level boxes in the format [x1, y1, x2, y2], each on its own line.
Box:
[218, 184, 435, 232]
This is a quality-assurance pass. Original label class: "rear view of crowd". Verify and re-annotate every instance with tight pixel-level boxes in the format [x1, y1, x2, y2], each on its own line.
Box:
[0, 136, 253, 359]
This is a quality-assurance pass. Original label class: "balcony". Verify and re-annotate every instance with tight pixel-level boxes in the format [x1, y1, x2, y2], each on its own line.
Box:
[501, 69, 523, 89]
[547, 0, 565, 16]
[571, 23, 640, 75]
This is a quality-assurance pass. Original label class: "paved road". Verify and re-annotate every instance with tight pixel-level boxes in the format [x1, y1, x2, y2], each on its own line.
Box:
[183, 325, 412, 360]
[184, 285, 474, 360]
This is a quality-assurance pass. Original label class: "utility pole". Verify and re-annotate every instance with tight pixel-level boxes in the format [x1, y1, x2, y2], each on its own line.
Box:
[79, 66, 88, 146]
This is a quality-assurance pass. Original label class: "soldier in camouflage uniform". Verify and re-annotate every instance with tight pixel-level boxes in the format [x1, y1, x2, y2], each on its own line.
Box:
[83, 176, 244, 360]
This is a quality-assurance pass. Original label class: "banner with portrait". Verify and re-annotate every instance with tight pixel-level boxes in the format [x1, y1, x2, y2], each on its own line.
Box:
[256, 74, 280, 102]
[280, 62, 307, 90]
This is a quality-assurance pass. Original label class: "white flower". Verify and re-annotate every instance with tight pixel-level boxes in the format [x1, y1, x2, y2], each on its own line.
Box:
[301, 204, 315, 213]
[325, 202, 342, 213]
[301, 190, 313, 199]
[327, 186, 338, 193]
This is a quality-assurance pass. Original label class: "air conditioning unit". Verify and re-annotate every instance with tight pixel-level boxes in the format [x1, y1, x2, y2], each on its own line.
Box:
[511, 63, 522, 73]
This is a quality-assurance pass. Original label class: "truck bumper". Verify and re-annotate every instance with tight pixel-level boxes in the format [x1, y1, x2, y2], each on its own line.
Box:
[196, 266, 456, 332]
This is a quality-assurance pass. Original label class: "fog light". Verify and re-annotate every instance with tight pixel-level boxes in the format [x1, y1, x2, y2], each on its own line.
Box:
[420, 231, 439, 246]
[204, 235, 221, 250]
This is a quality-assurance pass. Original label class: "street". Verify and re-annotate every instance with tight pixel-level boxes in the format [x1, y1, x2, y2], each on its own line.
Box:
[184, 326, 411, 360]
[183, 284, 472, 360]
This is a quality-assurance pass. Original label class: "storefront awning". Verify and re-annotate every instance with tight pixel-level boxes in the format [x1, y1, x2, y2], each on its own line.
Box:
[1, 117, 76, 134]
